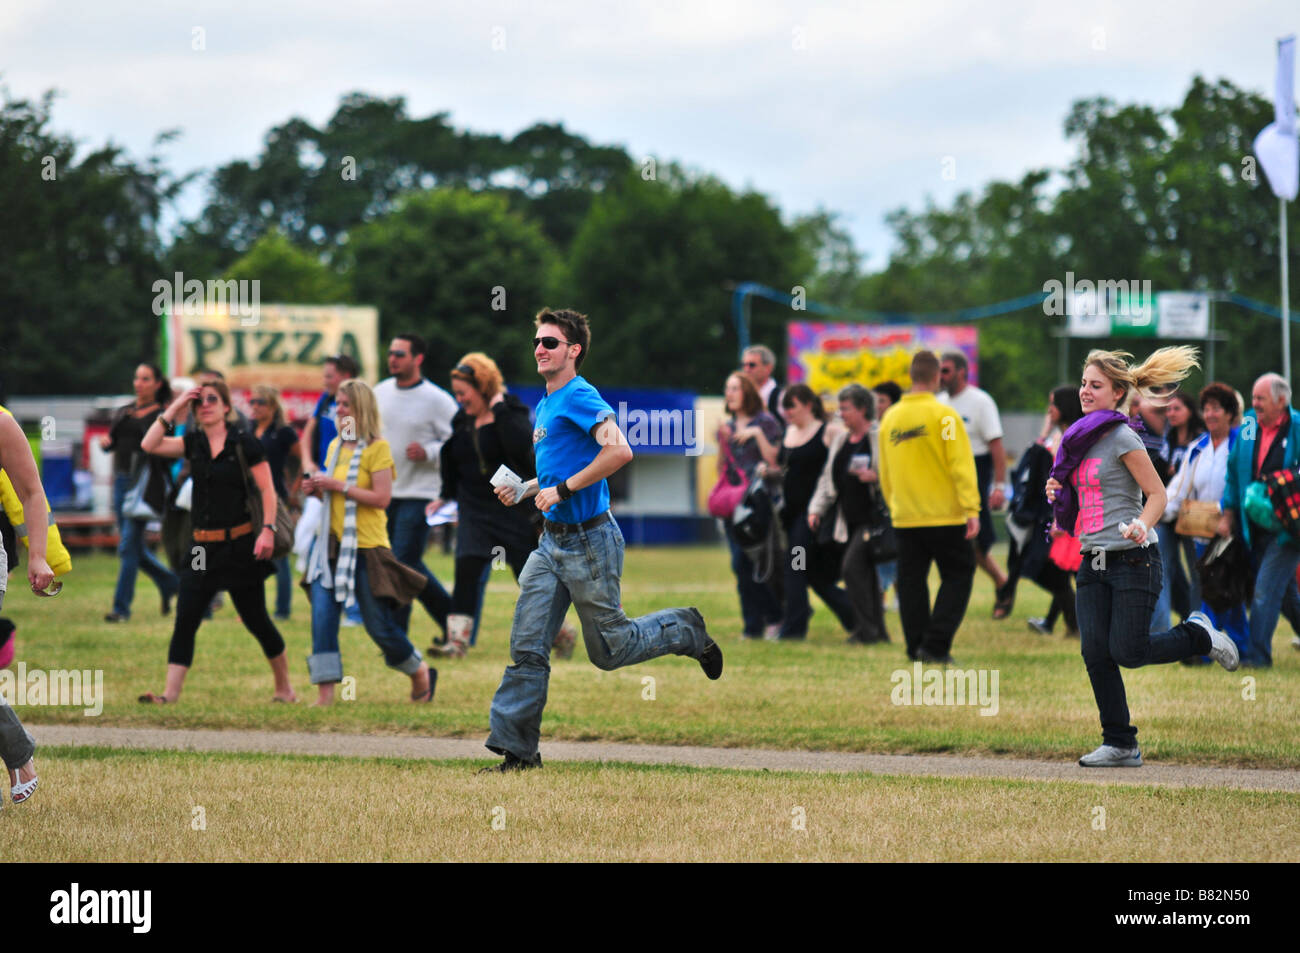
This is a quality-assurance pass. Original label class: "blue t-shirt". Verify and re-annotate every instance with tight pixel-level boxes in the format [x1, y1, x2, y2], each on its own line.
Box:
[533, 375, 616, 524]
[312, 392, 339, 468]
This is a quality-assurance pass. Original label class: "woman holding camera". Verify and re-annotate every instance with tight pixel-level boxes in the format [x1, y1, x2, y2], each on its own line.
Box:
[137, 379, 297, 704]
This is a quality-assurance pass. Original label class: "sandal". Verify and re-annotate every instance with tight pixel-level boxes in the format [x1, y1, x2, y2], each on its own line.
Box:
[410, 666, 438, 703]
[991, 584, 1014, 620]
[137, 691, 169, 704]
[9, 762, 37, 804]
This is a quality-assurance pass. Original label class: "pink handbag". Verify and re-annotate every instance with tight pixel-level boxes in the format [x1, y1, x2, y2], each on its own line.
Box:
[708, 441, 747, 519]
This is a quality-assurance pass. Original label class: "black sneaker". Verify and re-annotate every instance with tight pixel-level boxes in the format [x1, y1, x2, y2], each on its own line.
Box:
[916, 648, 956, 665]
[689, 609, 723, 680]
[478, 752, 542, 774]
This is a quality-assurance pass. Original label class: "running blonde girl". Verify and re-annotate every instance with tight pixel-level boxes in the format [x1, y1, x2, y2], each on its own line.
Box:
[1045, 347, 1239, 767]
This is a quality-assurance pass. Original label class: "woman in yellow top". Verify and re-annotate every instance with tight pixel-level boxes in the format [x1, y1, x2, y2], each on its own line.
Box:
[302, 379, 436, 706]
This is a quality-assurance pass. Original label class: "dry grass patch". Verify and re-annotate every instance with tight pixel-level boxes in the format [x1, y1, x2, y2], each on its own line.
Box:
[6, 748, 1297, 862]
[10, 548, 1299, 766]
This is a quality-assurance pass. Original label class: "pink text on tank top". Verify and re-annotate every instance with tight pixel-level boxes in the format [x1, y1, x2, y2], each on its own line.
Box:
[1074, 457, 1103, 534]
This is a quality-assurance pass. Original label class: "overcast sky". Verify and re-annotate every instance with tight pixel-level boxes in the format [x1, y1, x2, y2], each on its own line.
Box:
[3, 0, 1295, 269]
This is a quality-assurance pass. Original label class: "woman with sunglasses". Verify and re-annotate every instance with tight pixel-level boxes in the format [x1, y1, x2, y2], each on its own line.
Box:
[0, 411, 56, 807]
[424, 353, 577, 659]
[137, 380, 298, 704]
[250, 385, 301, 621]
[302, 379, 435, 705]
[100, 362, 180, 623]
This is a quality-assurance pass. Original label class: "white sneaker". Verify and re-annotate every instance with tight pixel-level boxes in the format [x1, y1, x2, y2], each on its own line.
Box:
[1187, 611, 1239, 671]
[1078, 744, 1142, 767]
[1291, 635, 1300, 651]
[763, 623, 782, 642]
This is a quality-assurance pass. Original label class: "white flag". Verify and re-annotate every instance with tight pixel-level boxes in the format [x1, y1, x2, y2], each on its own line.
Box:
[1254, 35, 1298, 201]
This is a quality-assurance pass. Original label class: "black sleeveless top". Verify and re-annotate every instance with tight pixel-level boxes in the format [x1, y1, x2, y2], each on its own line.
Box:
[833, 432, 875, 529]
[780, 423, 827, 522]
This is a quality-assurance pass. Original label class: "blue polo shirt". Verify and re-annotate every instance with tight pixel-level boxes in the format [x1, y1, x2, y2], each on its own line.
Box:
[312, 392, 339, 468]
[534, 375, 616, 524]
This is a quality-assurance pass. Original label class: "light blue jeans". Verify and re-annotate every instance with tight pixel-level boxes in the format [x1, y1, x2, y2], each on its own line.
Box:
[307, 552, 423, 684]
[1246, 532, 1300, 667]
[485, 514, 710, 762]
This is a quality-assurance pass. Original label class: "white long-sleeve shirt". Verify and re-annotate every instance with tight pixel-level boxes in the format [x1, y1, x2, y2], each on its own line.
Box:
[375, 377, 458, 500]
[1163, 430, 1231, 523]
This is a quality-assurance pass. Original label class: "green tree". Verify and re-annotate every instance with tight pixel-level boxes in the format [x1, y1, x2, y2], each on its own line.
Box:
[564, 166, 809, 391]
[0, 89, 181, 397]
[222, 229, 351, 303]
[342, 189, 556, 384]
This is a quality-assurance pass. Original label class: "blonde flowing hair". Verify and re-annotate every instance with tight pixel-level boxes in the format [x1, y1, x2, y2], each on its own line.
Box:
[336, 379, 383, 442]
[1084, 346, 1200, 414]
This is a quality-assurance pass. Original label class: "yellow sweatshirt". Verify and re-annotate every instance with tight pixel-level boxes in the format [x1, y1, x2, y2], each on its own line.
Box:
[878, 392, 981, 528]
[0, 405, 73, 576]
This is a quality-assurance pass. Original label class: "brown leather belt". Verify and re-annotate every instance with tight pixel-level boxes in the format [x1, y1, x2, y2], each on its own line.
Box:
[193, 522, 254, 542]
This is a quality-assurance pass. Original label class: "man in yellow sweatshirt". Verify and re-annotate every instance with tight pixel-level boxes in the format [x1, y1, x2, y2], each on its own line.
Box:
[878, 350, 980, 664]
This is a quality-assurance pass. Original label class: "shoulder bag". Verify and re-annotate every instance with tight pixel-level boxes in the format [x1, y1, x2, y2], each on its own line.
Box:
[235, 439, 295, 558]
[1173, 447, 1220, 540]
[708, 440, 748, 519]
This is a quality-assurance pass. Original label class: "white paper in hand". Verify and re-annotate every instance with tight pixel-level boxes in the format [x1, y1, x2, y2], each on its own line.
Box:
[490, 464, 527, 503]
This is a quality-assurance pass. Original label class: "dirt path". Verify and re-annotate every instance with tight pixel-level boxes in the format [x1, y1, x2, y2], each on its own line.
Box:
[29, 724, 1300, 793]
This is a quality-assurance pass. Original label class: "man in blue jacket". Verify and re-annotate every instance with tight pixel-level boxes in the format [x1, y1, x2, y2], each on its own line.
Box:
[1218, 372, 1300, 667]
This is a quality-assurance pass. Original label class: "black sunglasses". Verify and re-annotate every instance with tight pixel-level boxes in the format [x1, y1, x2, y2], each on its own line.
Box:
[534, 336, 571, 351]
[453, 363, 478, 382]
[388, 349, 408, 358]
[194, 393, 221, 406]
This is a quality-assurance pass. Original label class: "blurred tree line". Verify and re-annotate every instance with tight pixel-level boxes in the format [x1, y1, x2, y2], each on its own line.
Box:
[2, 77, 1296, 407]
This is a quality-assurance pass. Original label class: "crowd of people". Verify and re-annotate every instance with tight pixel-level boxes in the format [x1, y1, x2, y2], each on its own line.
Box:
[714, 343, 1299, 764]
[7, 317, 1300, 779]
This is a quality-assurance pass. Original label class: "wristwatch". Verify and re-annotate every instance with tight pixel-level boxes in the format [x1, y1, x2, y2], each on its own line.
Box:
[557, 479, 573, 501]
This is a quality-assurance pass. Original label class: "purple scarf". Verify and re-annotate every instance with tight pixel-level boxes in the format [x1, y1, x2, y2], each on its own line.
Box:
[1050, 410, 1146, 534]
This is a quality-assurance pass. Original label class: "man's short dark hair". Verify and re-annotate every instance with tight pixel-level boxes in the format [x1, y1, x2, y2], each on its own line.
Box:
[535, 308, 591, 369]
[325, 354, 360, 378]
[941, 351, 968, 374]
[394, 333, 426, 358]
[911, 350, 940, 385]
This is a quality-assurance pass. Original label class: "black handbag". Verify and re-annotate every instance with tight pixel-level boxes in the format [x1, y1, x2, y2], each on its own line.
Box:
[861, 486, 897, 561]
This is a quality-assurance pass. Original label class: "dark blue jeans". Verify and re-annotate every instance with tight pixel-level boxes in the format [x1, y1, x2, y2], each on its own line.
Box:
[111, 472, 179, 618]
[387, 497, 451, 634]
[1076, 544, 1209, 748]
[780, 518, 854, 637]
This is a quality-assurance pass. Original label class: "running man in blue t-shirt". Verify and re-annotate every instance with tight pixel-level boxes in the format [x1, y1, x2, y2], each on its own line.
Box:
[481, 309, 722, 772]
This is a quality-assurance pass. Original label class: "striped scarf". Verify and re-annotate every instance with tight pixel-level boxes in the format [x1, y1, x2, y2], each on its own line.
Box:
[304, 437, 367, 607]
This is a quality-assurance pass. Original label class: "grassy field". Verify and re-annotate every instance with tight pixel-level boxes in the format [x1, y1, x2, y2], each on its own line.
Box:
[6, 747, 1297, 862]
[6, 545, 1299, 768]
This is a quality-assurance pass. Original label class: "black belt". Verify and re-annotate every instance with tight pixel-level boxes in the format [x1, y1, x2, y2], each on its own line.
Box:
[544, 510, 612, 537]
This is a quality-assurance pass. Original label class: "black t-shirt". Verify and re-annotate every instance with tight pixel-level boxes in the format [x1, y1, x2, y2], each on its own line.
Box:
[256, 424, 298, 500]
[107, 404, 162, 474]
[183, 428, 266, 530]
